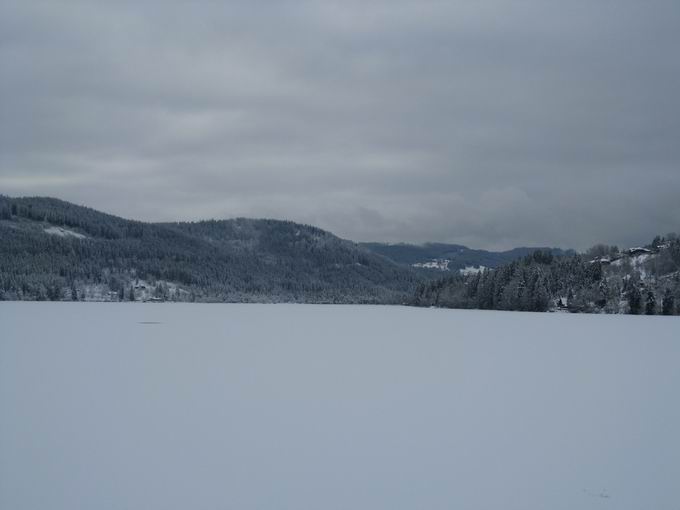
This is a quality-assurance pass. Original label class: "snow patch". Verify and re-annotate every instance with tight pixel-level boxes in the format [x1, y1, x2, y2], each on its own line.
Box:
[459, 265, 486, 275]
[413, 259, 450, 271]
[610, 251, 655, 280]
[44, 226, 87, 239]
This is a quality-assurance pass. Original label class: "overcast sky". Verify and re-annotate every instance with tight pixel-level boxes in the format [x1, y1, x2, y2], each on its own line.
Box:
[1, 1, 679, 250]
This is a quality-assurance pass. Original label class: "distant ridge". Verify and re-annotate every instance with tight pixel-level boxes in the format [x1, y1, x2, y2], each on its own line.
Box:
[360, 242, 573, 272]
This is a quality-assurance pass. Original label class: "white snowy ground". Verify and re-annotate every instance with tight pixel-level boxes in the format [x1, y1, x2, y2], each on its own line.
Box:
[1, 303, 679, 510]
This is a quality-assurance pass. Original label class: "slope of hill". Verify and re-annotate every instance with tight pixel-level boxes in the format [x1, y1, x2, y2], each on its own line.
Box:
[413, 238, 680, 315]
[0, 196, 420, 303]
[3, 195, 676, 313]
[360, 242, 572, 274]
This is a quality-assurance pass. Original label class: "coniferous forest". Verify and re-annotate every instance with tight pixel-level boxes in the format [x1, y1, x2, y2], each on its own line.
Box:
[1, 195, 679, 314]
[0, 196, 419, 303]
[413, 241, 680, 315]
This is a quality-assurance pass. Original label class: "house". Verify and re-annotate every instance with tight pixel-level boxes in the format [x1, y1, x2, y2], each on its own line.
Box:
[627, 247, 653, 256]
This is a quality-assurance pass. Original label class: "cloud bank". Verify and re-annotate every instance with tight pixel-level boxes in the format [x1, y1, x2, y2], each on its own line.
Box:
[1, 0, 679, 249]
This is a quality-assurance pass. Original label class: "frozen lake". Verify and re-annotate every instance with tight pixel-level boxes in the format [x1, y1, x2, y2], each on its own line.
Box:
[1, 303, 679, 510]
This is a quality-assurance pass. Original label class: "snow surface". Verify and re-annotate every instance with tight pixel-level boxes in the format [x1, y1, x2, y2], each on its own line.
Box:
[1, 303, 679, 510]
[612, 253, 652, 279]
[412, 259, 450, 270]
[612, 253, 651, 268]
[459, 265, 486, 275]
[43, 226, 87, 239]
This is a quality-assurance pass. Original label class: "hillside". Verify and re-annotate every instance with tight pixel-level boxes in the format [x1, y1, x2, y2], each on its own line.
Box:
[361, 242, 572, 274]
[0, 196, 420, 303]
[413, 238, 680, 315]
[3, 195, 677, 313]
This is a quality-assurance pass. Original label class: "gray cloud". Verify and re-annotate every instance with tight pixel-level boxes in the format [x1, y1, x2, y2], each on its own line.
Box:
[1, 0, 679, 250]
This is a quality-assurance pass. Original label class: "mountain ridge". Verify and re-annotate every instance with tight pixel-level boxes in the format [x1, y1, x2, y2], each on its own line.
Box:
[360, 241, 573, 272]
[0, 196, 418, 303]
[3, 195, 676, 314]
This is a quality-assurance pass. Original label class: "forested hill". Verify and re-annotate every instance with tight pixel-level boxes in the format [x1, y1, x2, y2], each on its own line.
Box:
[413, 238, 680, 315]
[0, 196, 420, 303]
[3, 195, 678, 313]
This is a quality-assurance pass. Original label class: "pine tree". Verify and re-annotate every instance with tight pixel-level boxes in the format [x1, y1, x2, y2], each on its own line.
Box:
[628, 286, 641, 315]
[662, 289, 675, 315]
[128, 287, 135, 301]
[533, 280, 550, 312]
[645, 291, 656, 315]
[597, 280, 609, 308]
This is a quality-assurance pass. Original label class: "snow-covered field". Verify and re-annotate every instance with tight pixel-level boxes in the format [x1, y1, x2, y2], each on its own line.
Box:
[1, 303, 679, 510]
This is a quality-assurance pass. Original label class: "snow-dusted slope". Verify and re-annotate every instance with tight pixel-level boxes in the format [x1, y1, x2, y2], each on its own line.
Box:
[1, 303, 678, 510]
[43, 226, 87, 239]
[412, 259, 451, 271]
[459, 264, 486, 275]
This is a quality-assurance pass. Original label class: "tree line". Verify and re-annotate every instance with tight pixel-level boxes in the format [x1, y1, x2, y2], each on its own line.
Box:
[413, 237, 680, 315]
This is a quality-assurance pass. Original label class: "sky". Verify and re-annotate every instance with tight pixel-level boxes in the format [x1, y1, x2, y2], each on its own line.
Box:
[1, 1, 679, 250]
